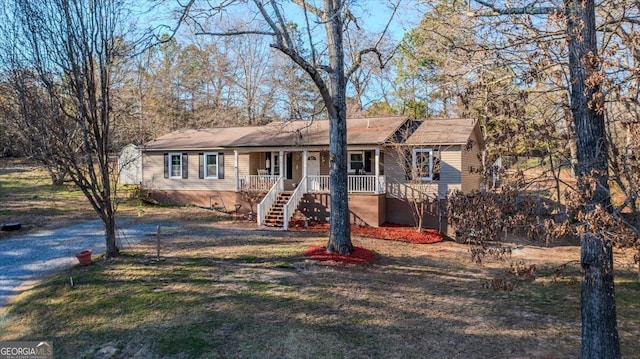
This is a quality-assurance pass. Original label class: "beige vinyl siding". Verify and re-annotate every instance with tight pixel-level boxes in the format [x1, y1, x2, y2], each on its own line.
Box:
[383, 147, 462, 199]
[383, 151, 408, 184]
[460, 134, 483, 192]
[238, 153, 250, 176]
[247, 152, 262, 176]
[436, 146, 462, 197]
[142, 151, 236, 191]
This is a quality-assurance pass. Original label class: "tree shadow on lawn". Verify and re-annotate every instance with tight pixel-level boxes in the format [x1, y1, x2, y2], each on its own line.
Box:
[0, 166, 30, 175]
[0, 248, 574, 358]
[134, 223, 323, 248]
[3, 224, 639, 358]
[0, 273, 539, 358]
[5, 235, 617, 358]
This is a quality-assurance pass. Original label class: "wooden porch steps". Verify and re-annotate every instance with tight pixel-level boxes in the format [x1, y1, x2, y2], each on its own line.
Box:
[263, 192, 292, 227]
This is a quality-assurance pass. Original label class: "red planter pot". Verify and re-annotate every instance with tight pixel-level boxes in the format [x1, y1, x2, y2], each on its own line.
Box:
[75, 249, 92, 265]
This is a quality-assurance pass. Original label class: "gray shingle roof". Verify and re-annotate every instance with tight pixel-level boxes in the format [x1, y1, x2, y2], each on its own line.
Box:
[229, 116, 409, 147]
[141, 117, 481, 151]
[143, 126, 263, 151]
[406, 118, 480, 145]
[143, 117, 409, 150]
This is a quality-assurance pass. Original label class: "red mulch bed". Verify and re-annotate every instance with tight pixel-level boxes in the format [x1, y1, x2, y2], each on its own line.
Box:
[302, 245, 376, 264]
[290, 220, 444, 244]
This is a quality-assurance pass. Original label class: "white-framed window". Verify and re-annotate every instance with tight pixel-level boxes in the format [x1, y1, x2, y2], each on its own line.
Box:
[348, 151, 365, 173]
[199, 152, 224, 180]
[169, 153, 183, 179]
[412, 148, 433, 181]
[204, 152, 219, 178]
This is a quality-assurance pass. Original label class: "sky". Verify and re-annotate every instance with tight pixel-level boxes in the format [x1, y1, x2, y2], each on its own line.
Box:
[135, 1, 422, 43]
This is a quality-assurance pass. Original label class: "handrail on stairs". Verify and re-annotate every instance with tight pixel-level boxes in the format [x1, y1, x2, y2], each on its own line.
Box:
[283, 176, 308, 230]
[257, 176, 283, 226]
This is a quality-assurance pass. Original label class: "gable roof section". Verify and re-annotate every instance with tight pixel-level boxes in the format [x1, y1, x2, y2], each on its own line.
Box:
[229, 116, 408, 147]
[406, 118, 482, 146]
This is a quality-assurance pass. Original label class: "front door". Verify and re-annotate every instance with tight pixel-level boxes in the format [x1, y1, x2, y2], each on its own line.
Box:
[307, 152, 320, 190]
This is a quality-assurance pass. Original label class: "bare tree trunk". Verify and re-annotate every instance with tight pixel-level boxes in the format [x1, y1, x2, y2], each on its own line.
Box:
[324, 0, 352, 255]
[565, 1, 619, 356]
[104, 213, 119, 258]
[416, 200, 425, 233]
[48, 167, 66, 187]
[326, 112, 352, 254]
[566, 0, 610, 206]
[182, 0, 396, 255]
[580, 233, 620, 358]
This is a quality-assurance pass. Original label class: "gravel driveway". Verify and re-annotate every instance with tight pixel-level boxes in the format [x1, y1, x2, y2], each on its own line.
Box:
[0, 219, 160, 308]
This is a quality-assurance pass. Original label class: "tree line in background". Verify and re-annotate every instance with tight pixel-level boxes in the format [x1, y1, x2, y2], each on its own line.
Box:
[1, 1, 639, 171]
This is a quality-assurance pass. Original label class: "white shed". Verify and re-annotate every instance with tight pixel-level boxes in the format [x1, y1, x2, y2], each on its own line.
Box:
[118, 144, 142, 185]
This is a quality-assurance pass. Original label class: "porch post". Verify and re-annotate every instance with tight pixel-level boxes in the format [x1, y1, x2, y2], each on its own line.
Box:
[375, 148, 380, 194]
[279, 150, 284, 191]
[234, 150, 239, 192]
[303, 149, 308, 178]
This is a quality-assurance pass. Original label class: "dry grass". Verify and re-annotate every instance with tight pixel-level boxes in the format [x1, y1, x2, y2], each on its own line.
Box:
[0, 216, 638, 358]
[0, 160, 96, 238]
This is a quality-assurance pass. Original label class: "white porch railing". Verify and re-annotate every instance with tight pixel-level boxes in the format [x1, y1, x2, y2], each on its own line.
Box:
[257, 176, 283, 226]
[306, 175, 386, 194]
[307, 175, 331, 192]
[348, 175, 382, 193]
[377, 175, 386, 194]
[283, 176, 308, 230]
[239, 175, 279, 191]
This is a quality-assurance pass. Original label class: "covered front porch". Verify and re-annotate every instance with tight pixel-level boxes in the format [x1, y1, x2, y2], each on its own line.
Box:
[232, 148, 386, 230]
[233, 148, 386, 194]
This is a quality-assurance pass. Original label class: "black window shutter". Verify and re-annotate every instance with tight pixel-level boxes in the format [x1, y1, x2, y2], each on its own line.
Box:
[182, 153, 188, 179]
[199, 153, 204, 179]
[218, 153, 224, 179]
[286, 153, 293, 179]
[163, 153, 169, 178]
[364, 151, 372, 173]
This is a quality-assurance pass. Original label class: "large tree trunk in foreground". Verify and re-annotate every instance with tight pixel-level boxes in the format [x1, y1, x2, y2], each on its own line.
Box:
[323, 0, 352, 255]
[580, 233, 620, 358]
[471, 0, 620, 354]
[564, 1, 619, 356]
[326, 111, 352, 254]
[566, 0, 609, 205]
